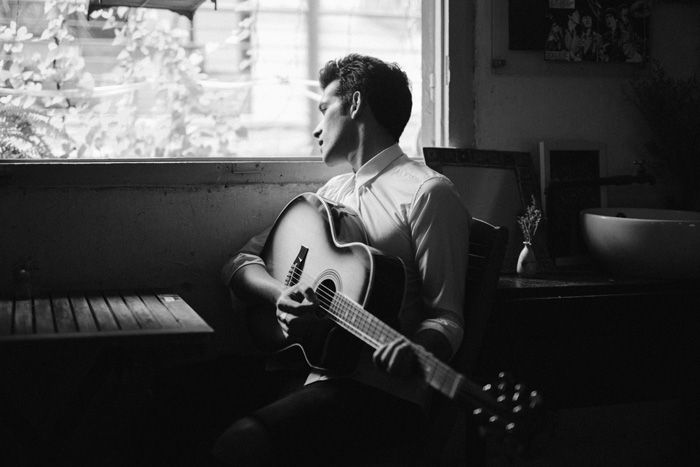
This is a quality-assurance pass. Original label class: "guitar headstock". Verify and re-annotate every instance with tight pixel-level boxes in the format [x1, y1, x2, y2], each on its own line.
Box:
[470, 372, 547, 458]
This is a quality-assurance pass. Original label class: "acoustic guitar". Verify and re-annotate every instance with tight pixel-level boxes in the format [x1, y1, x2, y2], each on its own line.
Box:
[245, 192, 542, 434]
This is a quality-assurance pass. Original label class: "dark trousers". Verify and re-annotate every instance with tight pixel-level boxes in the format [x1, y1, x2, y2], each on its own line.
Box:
[212, 377, 427, 467]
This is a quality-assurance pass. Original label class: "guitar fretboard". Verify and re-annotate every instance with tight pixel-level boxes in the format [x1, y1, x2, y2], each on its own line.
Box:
[328, 292, 465, 399]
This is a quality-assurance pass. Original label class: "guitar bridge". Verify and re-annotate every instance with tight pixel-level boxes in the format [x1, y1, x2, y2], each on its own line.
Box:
[285, 246, 308, 287]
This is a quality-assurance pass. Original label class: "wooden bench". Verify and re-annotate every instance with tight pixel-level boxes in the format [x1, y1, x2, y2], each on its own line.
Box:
[0, 291, 212, 344]
[0, 292, 214, 465]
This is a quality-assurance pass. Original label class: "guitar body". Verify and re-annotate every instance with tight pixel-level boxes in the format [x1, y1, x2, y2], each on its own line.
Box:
[246, 193, 406, 374]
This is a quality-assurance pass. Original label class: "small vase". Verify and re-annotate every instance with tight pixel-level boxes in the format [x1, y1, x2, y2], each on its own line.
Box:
[516, 242, 538, 277]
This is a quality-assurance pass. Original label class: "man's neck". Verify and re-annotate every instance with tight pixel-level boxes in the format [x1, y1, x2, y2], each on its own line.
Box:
[348, 134, 396, 172]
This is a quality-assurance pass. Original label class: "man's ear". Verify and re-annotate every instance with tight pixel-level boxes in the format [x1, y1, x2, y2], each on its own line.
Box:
[349, 91, 362, 119]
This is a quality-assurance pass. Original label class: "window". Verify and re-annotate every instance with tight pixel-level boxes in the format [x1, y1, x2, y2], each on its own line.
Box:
[0, 0, 430, 160]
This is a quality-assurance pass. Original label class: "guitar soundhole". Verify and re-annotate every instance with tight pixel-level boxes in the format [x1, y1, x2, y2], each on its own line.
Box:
[315, 279, 336, 318]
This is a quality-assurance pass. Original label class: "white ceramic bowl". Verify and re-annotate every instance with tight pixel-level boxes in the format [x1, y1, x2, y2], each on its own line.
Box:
[580, 208, 700, 279]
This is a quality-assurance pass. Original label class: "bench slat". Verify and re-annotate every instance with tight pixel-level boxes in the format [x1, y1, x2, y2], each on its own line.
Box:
[87, 295, 119, 332]
[0, 299, 12, 335]
[105, 295, 139, 331]
[14, 299, 33, 334]
[70, 294, 98, 333]
[123, 294, 161, 330]
[158, 294, 209, 329]
[141, 294, 180, 329]
[52, 296, 77, 333]
[34, 298, 55, 334]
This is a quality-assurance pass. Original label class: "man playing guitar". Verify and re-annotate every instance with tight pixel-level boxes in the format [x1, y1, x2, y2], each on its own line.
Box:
[213, 54, 472, 467]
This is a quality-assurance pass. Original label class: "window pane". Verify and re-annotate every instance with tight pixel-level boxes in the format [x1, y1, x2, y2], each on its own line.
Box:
[0, 0, 423, 160]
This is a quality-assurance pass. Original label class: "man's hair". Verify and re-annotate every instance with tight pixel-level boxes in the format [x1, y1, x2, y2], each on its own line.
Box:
[319, 54, 412, 142]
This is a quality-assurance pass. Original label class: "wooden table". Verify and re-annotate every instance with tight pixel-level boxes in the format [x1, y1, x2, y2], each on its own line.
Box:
[0, 291, 213, 345]
[0, 291, 214, 466]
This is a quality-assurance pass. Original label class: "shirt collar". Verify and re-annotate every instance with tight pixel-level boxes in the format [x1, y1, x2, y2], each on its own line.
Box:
[354, 143, 405, 188]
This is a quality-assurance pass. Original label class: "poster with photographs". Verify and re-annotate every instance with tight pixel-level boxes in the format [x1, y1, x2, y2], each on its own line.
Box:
[545, 0, 651, 63]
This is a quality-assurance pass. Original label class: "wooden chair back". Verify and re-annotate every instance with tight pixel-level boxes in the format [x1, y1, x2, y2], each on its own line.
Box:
[427, 218, 508, 466]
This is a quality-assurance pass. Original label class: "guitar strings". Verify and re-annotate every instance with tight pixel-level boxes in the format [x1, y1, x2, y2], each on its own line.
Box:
[285, 267, 386, 348]
[286, 264, 399, 340]
[286, 265, 451, 370]
[284, 266, 461, 393]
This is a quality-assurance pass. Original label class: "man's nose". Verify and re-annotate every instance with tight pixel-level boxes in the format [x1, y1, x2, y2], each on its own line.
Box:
[312, 122, 322, 139]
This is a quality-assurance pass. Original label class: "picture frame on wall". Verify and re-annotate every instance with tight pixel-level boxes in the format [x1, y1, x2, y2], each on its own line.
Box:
[545, 0, 651, 63]
[539, 141, 608, 267]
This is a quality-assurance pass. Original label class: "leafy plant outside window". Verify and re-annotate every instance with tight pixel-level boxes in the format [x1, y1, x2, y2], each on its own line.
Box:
[0, 0, 248, 159]
[1, 0, 422, 160]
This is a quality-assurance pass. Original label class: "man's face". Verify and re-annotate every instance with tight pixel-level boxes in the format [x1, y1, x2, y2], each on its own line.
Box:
[313, 79, 357, 166]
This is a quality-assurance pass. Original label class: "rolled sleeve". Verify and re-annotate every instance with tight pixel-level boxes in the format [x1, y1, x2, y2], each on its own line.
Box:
[220, 226, 271, 287]
[417, 316, 464, 355]
[409, 177, 471, 356]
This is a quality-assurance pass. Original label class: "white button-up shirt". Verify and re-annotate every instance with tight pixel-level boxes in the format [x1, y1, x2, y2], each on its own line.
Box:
[223, 144, 471, 405]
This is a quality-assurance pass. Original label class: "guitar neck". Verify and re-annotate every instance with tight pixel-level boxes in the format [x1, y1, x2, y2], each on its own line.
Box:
[327, 292, 511, 418]
[328, 292, 466, 400]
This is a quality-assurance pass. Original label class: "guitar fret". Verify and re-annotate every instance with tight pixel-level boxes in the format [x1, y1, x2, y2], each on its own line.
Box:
[334, 293, 396, 348]
[332, 294, 379, 347]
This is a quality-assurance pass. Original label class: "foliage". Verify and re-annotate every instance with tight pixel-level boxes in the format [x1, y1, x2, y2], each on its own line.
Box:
[1, 0, 250, 159]
[0, 105, 75, 158]
[1, 0, 96, 158]
[628, 60, 700, 207]
[0, 1, 93, 110]
[517, 195, 542, 244]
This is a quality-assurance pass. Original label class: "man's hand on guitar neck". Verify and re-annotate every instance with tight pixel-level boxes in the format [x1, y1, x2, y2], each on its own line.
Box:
[372, 337, 420, 378]
[275, 283, 322, 338]
[373, 328, 452, 378]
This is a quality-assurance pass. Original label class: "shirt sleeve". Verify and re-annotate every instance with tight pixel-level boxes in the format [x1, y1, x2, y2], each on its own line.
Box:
[220, 226, 271, 287]
[409, 176, 471, 357]
[221, 182, 339, 288]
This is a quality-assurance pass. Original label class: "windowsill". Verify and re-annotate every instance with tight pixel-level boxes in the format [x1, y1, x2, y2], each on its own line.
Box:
[0, 158, 348, 187]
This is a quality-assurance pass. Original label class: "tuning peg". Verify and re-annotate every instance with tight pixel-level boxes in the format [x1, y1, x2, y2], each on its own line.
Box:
[512, 404, 523, 414]
[498, 372, 515, 384]
[497, 372, 514, 394]
[512, 386, 526, 403]
[505, 422, 516, 433]
[529, 390, 544, 409]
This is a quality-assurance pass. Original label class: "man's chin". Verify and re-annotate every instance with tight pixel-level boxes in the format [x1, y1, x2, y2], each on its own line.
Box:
[322, 151, 345, 167]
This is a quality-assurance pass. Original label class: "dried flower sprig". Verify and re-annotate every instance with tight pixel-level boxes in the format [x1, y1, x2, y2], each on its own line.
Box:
[517, 195, 542, 244]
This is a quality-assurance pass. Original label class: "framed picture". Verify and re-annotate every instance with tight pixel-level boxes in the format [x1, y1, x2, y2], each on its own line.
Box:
[424, 147, 554, 274]
[545, 0, 651, 63]
[539, 141, 607, 267]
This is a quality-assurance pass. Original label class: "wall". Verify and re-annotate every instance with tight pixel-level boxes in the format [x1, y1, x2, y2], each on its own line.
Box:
[471, 1, 700, 208]
[0, 162, 343, 354]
